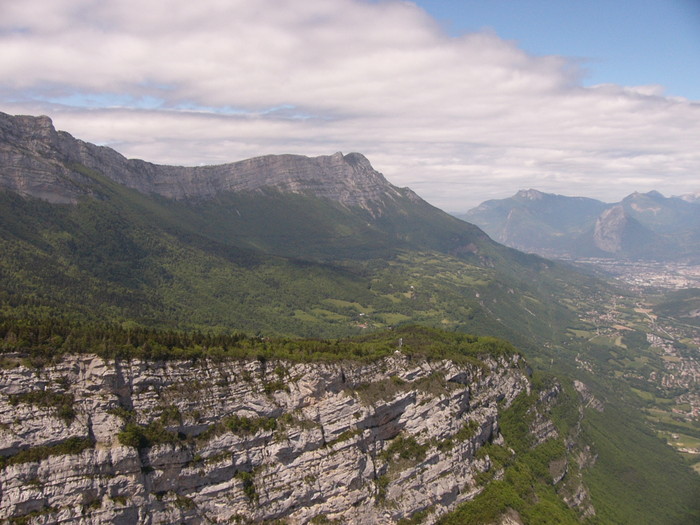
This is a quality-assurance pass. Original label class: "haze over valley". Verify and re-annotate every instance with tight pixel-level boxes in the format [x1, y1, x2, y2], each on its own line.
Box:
[1, 1, 699, 523]
[460, 188, 700, 288]
[0, 113, 698, 524]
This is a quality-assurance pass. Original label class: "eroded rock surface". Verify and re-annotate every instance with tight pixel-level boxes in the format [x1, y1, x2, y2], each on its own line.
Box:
[0, 112, 415, 214]
[0, 353, 529, 524]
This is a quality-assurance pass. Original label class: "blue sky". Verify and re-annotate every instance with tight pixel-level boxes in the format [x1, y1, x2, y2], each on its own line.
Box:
[415, 0, 700, 99]
[1, 0, 699, 210]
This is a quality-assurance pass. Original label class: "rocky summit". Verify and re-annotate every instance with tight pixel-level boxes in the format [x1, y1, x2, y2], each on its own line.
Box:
[0, 112, 414, 214]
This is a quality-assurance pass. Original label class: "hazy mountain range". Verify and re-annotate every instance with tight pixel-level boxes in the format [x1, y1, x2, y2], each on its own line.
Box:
[459, 188, 700, 262]
[0, 112, 698, 524]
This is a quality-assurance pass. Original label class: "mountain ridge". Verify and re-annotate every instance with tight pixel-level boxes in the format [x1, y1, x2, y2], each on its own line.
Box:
[1, 112, 699, 524]
[0, 110, 559, 343]
[0, 112, 417, 214]
[460, 188, 700, 262]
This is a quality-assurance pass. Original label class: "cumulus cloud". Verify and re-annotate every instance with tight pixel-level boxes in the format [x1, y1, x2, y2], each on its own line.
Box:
[1, 0, 699, 210]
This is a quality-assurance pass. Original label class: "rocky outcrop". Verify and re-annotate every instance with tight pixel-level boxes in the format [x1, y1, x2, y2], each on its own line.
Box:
[573, 380, 604, 413]
[592, 204, 667, 258]
[0, 114, 95, 204]
[0, 112, 415, 213]
[592, 205, 629, 254]
[0, 352, 529, 524]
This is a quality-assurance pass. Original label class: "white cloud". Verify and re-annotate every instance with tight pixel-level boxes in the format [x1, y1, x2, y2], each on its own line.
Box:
[1, 0, 699, 210]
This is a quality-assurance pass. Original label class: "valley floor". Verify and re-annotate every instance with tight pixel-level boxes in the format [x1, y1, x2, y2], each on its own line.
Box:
[560, 261, 700, 474]
[569, 259, 700, 290]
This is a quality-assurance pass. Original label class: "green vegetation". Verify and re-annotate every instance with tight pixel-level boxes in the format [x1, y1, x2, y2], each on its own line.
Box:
[222, 414, 277, 434]
[8, 390, 75, 423]
[236, 470, 258, 503]
[441, 365, 700, 525]
[0, 437, 93, 469]
[118, 413, 279, 450]
[117, 421, 179, 449]
[310, 515, 343, 525]
[7, 506, 57, 525]
[397, 508, 433, 525]
[326, 428, 362, 447]
[1, 301, 697, 522]
[652, 288, 700, 327]
[580, 397, 700, 525]
[374, 474, 391, 502]
[0, 177, 596, 345]
[1, 157, 698, 524]
[381, 435, 429, 464]
[0, 317, 517, 365]
[439, 387, 579, 525]
[453, 420, 481, 442]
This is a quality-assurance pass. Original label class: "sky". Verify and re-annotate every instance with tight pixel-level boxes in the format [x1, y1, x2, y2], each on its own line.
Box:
[1, 0, 699, 211]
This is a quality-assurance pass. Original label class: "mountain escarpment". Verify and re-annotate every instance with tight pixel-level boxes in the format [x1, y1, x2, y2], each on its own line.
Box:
[0, 351, 532, 524]
[0, 112, 412, 214]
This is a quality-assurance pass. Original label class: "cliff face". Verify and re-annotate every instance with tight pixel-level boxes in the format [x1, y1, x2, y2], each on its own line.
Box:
[592, 205, 628, 254]
[0, 114, 93, 204]
[0, 112, 414, 212]
[0, 353, 529, 524]
[592, 204, 667, 258]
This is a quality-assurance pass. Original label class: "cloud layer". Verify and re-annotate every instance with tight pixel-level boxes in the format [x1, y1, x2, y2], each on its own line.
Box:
[2, 0, 699, 210]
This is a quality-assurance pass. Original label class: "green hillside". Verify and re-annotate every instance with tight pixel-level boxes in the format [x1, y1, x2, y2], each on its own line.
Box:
[0, 118, 698, 523]
[0, 162, 592, 347]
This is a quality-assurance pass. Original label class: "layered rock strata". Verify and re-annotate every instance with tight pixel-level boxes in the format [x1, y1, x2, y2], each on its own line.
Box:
[0, 112, 415, 213]
[0, 353, 528, 524]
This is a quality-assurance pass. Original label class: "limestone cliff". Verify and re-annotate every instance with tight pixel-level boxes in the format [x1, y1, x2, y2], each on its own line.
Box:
[592, 205, 628, 254]
[0, 352, 530, 524]
[0, 112, 416, 213]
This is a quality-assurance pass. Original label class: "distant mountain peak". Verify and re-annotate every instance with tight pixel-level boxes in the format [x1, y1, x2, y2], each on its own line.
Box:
[626, 190, 665, 201]
[677, 191, 700, 203]
[515, 188, 545, 200]
[461, 187, 699, 262]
